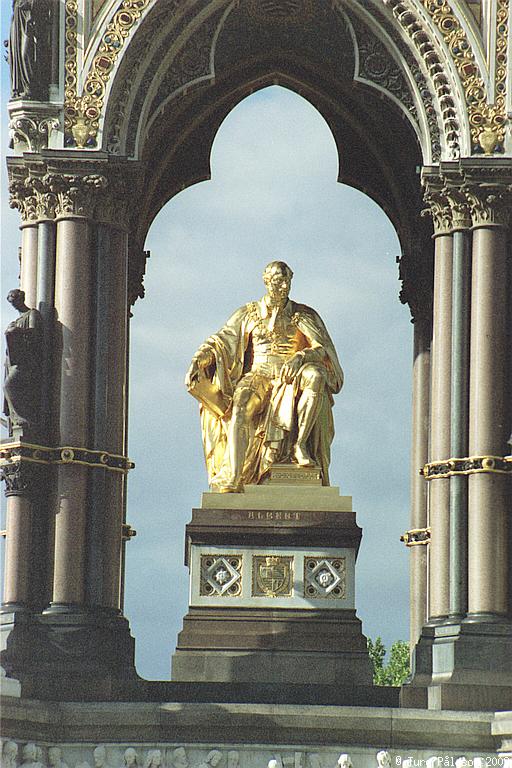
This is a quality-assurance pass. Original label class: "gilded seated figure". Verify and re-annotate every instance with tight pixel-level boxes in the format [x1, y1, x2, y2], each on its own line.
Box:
[185, 261, 343, 492]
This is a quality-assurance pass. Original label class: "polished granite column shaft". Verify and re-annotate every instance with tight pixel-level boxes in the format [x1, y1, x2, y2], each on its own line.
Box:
[409, 316, 431, 646]
[3, 496, 32, 610]
[467, 225, 509, 619]
[51, 217, 92, 608]
[448, 228, 471, 620]
[31, 218, 57, 611]
[428, 232, 453, 622]
[86, 224, 128, 610]
[20, 222, 38, 307]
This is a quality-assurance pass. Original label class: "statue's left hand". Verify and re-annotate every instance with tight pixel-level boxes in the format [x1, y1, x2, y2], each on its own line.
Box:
[280, 352, 305, 384]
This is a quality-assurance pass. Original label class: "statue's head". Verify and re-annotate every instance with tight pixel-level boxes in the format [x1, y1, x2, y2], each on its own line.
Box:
[22, 745, 37, 763]
[171, 749, 187, 768]
[7, 288, 26, 311]
[3, 742, 18, 760]
[262, 261, 293, 306]
[206, 752, 222, 768]
[48, 748, 62, 766]
[93, 747, 106, 767]
[123, 750, 138, 767]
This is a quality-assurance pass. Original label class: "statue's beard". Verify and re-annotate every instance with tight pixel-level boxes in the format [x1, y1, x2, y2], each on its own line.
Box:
[267, 291, 288, 309]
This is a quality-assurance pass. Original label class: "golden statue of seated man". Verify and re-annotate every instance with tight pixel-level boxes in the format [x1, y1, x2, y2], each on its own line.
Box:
[185, 261, 343, 492]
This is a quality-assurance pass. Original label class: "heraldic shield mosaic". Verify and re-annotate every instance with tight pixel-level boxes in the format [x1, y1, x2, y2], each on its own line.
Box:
[252, 556, 294, 597]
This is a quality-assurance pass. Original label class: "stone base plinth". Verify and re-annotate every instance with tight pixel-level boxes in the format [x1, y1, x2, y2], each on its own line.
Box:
[401, 620, 512, 711]
[1, 694, 509, 756]
[0, 607, 137, 701]
[171, 484, 378, 695]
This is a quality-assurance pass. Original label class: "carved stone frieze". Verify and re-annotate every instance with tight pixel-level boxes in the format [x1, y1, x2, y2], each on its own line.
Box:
[0, 744, 502, 768]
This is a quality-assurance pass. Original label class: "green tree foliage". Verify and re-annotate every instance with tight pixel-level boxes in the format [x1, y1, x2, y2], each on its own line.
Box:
[367, 637, 410, 686]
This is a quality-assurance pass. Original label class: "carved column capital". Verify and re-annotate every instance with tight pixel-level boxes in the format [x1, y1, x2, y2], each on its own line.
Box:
[445, 188, 471, 231]
[49, 173, 109, 219]
[463, 183, 512, 229]
[7, 161, 140, 226]
[0, 460, 39, 497]
[421, 180, 452, 237]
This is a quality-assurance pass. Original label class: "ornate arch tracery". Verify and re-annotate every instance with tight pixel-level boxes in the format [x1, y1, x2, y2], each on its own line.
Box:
[60, 0, 509, 159]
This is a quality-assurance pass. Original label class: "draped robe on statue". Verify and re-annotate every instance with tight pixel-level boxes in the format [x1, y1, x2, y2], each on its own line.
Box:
[193, 297, 343, 488]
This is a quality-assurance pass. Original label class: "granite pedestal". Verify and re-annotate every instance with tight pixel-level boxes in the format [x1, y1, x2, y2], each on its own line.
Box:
[171, 474, 391, 704]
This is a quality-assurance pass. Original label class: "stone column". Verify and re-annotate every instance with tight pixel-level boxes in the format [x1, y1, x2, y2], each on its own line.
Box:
[446, 197, 471, 621]
[409, 315, 431, 646]
[466, 188, 511, 620]
[50, 215, 93, 609]
[31, 217, 58, 611]
[2, 483, 33, 610]
[20, 222, 39, 308]
[427, 207, 453, 622]
[86, 224, 128, 610]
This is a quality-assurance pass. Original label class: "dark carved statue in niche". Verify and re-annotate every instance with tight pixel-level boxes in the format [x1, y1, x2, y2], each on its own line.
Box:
[3, 289, 42, 437]
[8, 0, 51, 100]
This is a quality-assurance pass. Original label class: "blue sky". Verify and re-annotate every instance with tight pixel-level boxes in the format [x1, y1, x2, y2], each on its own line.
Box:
[1, 9, 412, 679]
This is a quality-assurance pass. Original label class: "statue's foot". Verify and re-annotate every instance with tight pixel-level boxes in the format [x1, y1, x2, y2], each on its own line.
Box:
[293, 443, 315, 466]
[218, 482, 244, 493]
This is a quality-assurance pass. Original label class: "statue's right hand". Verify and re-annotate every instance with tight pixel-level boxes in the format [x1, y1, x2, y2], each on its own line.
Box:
[185, 346, 215, 390]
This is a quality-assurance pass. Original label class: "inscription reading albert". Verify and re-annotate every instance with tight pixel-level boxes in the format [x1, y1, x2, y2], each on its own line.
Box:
[247, 510, 302, 521]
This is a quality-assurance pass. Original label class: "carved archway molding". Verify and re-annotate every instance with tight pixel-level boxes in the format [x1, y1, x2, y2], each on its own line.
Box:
[58, 0, 508, 159]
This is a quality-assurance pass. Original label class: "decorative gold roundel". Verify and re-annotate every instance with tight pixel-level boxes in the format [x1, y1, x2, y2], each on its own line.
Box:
[247, 0, 314, 23]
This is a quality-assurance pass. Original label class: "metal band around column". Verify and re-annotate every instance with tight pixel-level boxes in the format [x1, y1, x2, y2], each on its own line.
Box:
[0, 442, 134, 473]
[422, 455, 512, 479]
[401, 528, 431, 546]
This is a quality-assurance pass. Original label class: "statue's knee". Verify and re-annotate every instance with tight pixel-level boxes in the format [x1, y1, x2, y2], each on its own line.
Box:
[232, 388, 257, 420]
[300, 365, 325, 393]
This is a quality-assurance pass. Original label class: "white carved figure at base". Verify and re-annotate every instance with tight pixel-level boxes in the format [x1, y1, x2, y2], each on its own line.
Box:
[123, 751, 139, 768]
[94, 747, 113, 768]
[21, 745, 43, 768]
[48, 749, 68, 768]
[376, 753, 391, 768]
[227, 753, 239, 768]
[169, 749, 188, 768]
[1, 741, 18, 768]
[337, 755, 352, 768]
[144, 752, 163, 768]
[195, 752, 222, 768]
